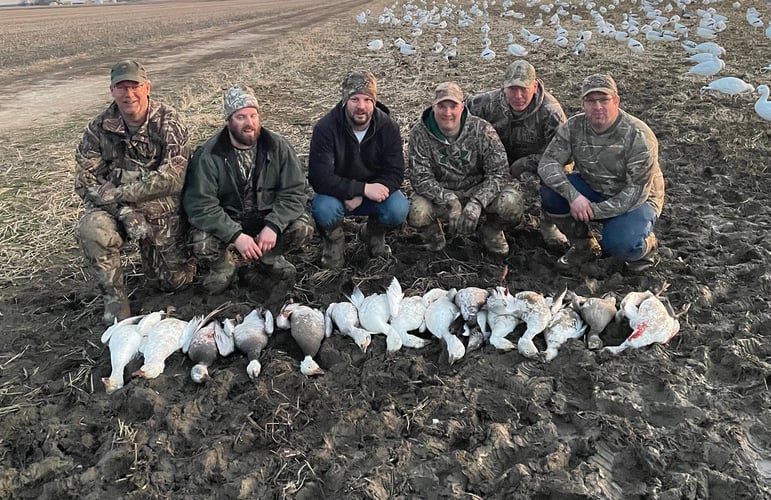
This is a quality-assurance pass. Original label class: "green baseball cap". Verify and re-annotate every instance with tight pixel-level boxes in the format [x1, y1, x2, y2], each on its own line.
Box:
[111, 60, 148, 86]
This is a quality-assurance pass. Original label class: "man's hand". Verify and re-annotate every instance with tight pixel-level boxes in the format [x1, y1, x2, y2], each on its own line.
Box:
[456, 199, 483, 235]
[118, 207, 151, 241]
[254, 226, 278, 254]
[363, 183, 389, 203]
[233, 233, 263, 261]
[569, 195, 594, 222]
[344, 196, 363, 211]
[447, 196, 463, 234]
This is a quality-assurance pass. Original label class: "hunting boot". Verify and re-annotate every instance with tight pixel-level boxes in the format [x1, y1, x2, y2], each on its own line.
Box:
[479, 214, 510, 256]
[359, 216, 392, 259]
[258, 245, 297, 282]
[553, 216, 601, 271]
[203, 250, 237, 294]
[625, 232, 660, 272]
[318, 223, 345, 269]
[102, 285, 130, 325]
[539, 213, 569, 250]
[421, 219, 446, 251]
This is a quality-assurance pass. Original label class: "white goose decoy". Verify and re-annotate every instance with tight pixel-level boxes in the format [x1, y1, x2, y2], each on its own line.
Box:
[688, 57, 725, 78]
[480, 47, 496, 61]
[507, 43, 528, 56]
[133, 317, 189, 379]
[101, 315, 147, 394]
[543, 307, 587, 362]
[686, 52, 722, 63]
[324, 301, 373, 353]
[628, 38, 644, 54]
[754, 85, 771, 122]
[424, 289, 466, 365]
[230, 307, 274, 380]
[701, 77, 755, 98]
[400, 43, 417, 55]
[367, 39, 384, 51]
[277, 300, 325, 376]
[694, 41, 725, 56]
[349, 277, 404, 354]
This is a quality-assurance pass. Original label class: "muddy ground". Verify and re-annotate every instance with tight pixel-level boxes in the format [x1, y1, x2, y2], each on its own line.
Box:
[1, 0, 771, 499]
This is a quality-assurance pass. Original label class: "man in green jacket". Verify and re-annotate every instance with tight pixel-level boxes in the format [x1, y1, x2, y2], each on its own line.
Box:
[183, 85, 313, 293]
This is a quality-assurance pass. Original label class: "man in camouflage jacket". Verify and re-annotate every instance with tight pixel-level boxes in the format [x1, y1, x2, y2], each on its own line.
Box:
[75, 60, 195, 325]
[466, 60, 570, 249]
[183, 85, 312, 293]
[408, 82, 523, 256]
[538, 74, 664, 274]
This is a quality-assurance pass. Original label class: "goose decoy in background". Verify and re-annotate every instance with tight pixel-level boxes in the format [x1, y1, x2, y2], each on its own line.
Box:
[229, 307, 274, 380]
[324, 301, 373, 353]
[277, 300, 325, 376]
[367, 39, 384, 51]
[754, 85, 771, 123]
[701, 77, 755, 99]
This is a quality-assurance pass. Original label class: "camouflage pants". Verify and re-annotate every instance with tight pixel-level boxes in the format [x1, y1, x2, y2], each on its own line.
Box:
[408, 184, 524, 228]
[188, 211, 314, 267]
[77, 208, 196, 294]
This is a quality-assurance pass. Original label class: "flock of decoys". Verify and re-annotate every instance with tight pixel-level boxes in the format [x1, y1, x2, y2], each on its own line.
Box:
[100, 273, 689, 394]
[355, 0, 771, 124]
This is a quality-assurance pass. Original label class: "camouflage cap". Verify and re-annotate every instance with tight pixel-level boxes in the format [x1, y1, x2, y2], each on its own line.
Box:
[223, 85, 260, 120]
[581, 74, 618, 98]
[503, 60, 536, 88]
[111, 60, 147, 86]
[433, 81, 464, 105]
[341, 71, 377, 102]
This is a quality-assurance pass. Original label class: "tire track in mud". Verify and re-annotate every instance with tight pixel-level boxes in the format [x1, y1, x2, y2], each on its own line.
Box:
[0, 0, 369, 134]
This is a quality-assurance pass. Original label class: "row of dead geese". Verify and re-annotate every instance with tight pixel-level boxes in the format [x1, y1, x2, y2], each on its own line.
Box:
[100, 277, 689, 394]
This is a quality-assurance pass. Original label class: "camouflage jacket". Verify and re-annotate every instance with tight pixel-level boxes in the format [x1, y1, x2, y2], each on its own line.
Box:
[408, 107, 509, 207]
[74, 100, 190, 220]
[538, 109, 665, 219]
[466, 81, 566, 167]
[183, 126, 307, 244]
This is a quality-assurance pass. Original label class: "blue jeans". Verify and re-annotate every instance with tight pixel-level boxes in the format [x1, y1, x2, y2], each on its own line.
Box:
[540, 174, 658, 261]
[311, 191, 410, 229]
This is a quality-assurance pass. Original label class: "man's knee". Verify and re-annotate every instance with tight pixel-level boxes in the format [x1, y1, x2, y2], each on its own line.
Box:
[490, 185, 524, 223]
[78, 210, 123, 253]
[188, 228, 226, 263]
[311, 194, 345, 228]
[379, 191, 410, 225]
[408, 195, 435, 228]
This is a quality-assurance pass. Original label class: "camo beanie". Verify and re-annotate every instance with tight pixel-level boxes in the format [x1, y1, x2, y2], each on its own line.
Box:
[341, 71, 377, 102]
[223, 85, 260, 120]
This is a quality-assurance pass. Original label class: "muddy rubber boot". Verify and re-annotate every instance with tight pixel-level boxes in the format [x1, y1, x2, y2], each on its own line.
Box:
[259, 251, 297, 281]
[479, 215, 509, 256]
[625, 233, 660, 273]
[203, 251, 237, 294]
[421, 220, 446, 251]
[360, 217, 392, 259]
[539, 214, 569, 250]
[318, 223, 345, 269]
[102, 287, 130, 325]
[552, 216, 600, 271]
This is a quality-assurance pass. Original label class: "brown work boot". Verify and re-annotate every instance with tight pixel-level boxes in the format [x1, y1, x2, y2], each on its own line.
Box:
[203, 251, 237, 294]
[479, 217, 509, 256]
[556, 237, 601, 270]
[103, 289, 130, 325]
[625, 233, 660, 273]
[359, 217, 392, 259]
[319, 223, 345, 269]
[539, 215, 569, 250]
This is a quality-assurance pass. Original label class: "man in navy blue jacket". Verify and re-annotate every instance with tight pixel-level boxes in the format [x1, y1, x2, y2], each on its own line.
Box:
[308, 71, 409, 268]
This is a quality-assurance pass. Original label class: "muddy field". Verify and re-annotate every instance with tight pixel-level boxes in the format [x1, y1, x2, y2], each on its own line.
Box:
[1, 0, 770, 498]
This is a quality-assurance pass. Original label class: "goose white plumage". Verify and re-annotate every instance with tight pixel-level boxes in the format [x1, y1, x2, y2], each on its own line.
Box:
[424, 289, 466, 365]
[701, 77, 755, 97]
[388, 295, 432, 349]
[101, 315, 147, 394]
[324, 301, 373, 353]
[349, 277, 404, 354]
[133, 317, 189, 379]
[754, 84, 771, 122]
[367, 39, 384, 51]
[688, 57, 725, 78]
[543, 307, 587, 362]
